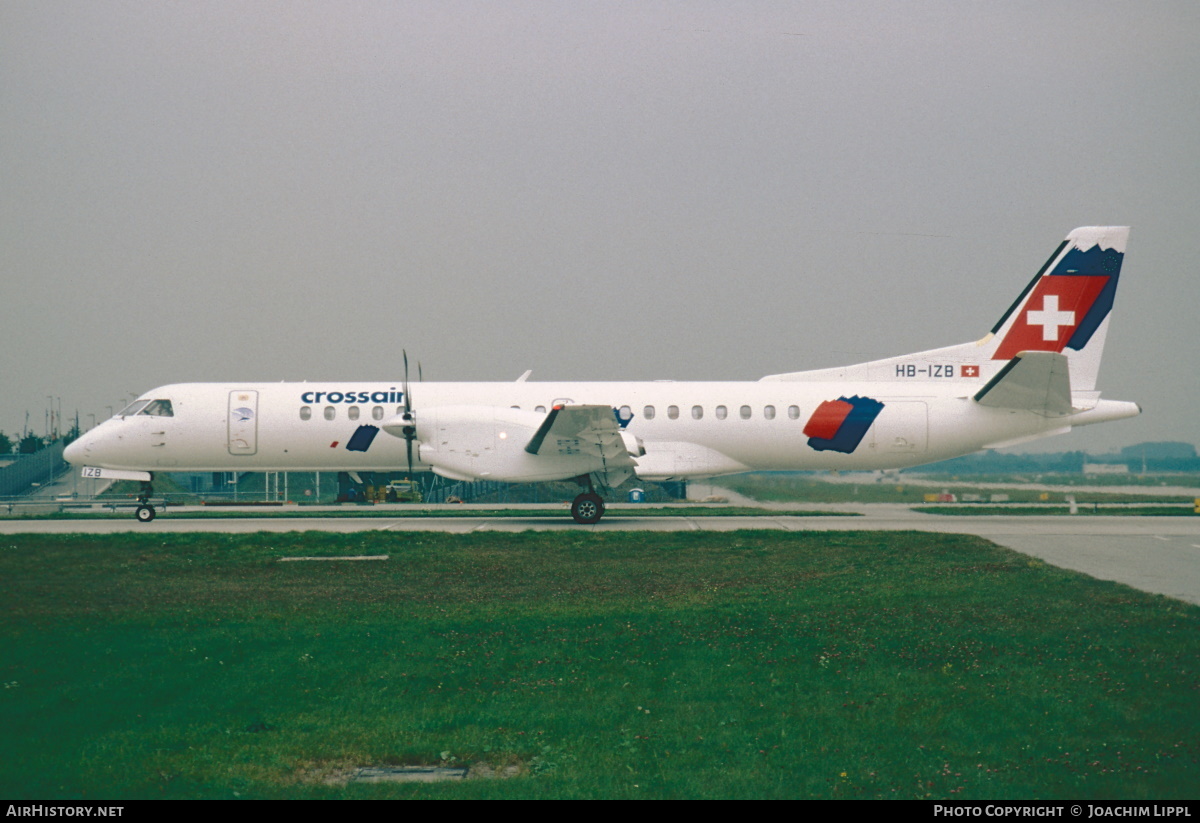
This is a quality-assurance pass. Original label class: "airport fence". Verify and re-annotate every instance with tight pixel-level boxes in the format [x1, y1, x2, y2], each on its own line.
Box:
[0, 441, 66, 497]
[423, 478, 510, 504]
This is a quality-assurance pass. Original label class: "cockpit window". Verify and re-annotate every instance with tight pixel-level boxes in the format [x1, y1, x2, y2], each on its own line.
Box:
[116, 400, 151, 417]
[139, 399, 174, 417]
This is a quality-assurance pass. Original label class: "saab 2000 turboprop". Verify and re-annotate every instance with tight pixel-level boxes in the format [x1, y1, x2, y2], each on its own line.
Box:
[66, 226, 1140, 523]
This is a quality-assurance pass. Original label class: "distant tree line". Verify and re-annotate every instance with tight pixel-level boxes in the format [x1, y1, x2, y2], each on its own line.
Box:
[0, 422, 82, 456]
[919, 442, 1200, 474]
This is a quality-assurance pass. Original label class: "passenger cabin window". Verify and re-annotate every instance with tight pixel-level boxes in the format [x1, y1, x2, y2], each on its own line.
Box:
[348, 406, 360, 421]
[788, 405, 800, 420]
[140, 399, 174, 417]
[691, 405, 703, 420]
[715, 405, 727, 420]
[764, 405, 776, 420]
[643, 405, 655, 420]
[740, 405, 752, 420]
[667, 405, 679, 420]
[372, 406, 384, 421]
[300, 406, 312, 421]
[324, 406, 336, 421]
[535, 405, 547, 413]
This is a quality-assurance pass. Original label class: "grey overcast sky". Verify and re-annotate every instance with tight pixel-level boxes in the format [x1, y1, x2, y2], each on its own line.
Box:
[2, 1, 1197, 453]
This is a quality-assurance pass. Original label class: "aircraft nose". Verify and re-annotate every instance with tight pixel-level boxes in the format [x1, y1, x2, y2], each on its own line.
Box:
[64, 437, 87, 465]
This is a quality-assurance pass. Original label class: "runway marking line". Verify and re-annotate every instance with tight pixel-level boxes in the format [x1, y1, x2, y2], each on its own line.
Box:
[279, 555, 389, 562]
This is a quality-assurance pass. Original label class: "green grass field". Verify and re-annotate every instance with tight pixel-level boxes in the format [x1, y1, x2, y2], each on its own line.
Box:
[2, 530, 1197, 799]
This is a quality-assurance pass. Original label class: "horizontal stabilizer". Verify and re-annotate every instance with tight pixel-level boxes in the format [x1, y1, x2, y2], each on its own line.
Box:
[973, 351, 1072, 416]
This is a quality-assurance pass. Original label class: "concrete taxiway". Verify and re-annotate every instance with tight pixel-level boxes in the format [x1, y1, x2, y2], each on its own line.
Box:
[3, 504, 1198, 606]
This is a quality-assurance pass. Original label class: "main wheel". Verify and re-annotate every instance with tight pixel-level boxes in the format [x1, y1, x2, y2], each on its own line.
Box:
[571, 492, 604, 525]
[135, 504, 156, 523]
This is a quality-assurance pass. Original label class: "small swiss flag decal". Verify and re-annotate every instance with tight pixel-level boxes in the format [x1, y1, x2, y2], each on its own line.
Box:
[962, 365, 980, 378]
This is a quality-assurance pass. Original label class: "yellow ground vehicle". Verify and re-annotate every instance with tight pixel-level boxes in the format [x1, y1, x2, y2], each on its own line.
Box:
[384, 478, 422, 503]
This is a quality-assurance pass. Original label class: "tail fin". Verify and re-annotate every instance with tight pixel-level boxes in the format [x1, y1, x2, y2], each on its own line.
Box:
[985, 226, 1128, 390]
[761, 226, 1129, 391]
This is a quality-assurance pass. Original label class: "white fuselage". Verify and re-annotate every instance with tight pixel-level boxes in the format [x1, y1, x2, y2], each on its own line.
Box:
[66, 378, 1122, 480]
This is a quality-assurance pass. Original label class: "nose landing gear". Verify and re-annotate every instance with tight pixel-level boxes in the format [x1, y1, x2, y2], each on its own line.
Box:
[134, 477, 156, 523]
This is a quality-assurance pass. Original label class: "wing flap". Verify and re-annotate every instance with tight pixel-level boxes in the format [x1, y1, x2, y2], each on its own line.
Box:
[524, 405, 636, 470]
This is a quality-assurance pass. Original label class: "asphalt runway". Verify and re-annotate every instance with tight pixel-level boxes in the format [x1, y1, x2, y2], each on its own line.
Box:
[4, 505, 1199, 606]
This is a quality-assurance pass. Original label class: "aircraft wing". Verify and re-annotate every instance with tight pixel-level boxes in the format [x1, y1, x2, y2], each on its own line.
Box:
[525, 404, 636, 472]
[973, 351, 1072, 416]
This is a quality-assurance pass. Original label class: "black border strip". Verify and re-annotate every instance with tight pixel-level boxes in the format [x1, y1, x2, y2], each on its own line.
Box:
[989, 239, 1068, 334]
[973, 355, 1023, 403]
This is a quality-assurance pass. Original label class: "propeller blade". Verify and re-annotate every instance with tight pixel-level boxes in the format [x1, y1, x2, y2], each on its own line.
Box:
[402, 349, 415, 473]
[402, 350, 411, 413]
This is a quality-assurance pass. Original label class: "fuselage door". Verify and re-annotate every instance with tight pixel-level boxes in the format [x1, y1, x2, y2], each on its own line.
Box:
[228, 390, 259, 456]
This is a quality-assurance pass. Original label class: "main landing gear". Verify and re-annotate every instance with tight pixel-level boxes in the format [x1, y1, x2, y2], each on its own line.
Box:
[570, 475, 607, 525]
[570, 492, 605, 525]
[135, 478, 156, 523]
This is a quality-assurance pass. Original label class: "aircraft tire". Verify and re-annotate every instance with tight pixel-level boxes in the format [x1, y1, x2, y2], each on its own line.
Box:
[135, 504, 156, 523]
[571, 492, 604, 525]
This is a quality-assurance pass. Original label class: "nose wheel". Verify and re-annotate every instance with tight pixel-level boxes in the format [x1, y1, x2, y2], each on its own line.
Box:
[571, 492, 605, 525]
[134, 477, 156, 523]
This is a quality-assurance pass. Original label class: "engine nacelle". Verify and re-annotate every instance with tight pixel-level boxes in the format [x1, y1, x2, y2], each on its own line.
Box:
[633, 440, 750, 481]
[383, 405, 609, 482]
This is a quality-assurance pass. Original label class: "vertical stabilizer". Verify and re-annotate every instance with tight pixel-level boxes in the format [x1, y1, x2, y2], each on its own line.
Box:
[986, 226, 1128, 391]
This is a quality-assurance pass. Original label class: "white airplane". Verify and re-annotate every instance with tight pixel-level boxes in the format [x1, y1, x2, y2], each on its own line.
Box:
[66, 226, 1140, 524]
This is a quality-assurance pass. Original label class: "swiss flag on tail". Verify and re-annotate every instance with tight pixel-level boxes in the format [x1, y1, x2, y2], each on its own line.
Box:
[993, 275, 1109, 360]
